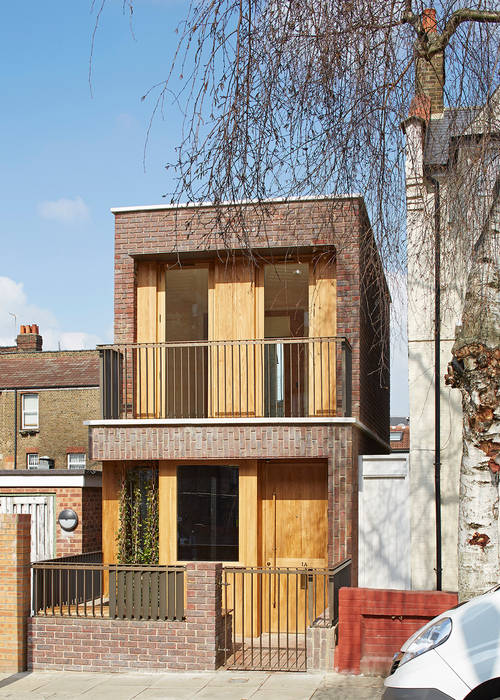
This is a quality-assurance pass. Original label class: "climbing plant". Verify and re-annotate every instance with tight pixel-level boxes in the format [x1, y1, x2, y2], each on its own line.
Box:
[116, 466, 159, 565]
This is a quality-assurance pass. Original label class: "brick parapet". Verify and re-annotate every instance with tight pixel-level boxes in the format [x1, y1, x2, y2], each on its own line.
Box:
[28, 562, 227, 672]
[0, 514, 31, 672]
[336, 587, 458, 675]
[90, 423, 335, 462]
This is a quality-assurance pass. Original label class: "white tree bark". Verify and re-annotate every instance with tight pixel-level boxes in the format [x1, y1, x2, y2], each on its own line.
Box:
[447, 181, 500, 601]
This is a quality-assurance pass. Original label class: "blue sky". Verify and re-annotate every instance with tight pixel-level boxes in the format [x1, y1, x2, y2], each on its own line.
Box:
[0, 0, 408, 415]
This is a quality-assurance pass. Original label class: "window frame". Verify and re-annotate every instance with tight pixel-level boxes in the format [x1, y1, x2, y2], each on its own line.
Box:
[176, 464, 239, 563]
[26, 453, 39, 469]
[21, 393, 39, 430]
[67, 453, 86, 470]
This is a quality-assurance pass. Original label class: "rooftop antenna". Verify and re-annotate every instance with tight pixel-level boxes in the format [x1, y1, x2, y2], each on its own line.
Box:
[8, 312, 17, 331]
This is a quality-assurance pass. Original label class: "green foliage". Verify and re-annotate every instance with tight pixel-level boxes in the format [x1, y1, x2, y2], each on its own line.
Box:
[116, 467, 159, 565]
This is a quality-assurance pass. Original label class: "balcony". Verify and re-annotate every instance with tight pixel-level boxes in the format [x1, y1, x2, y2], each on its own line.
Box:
[100, 337, 351, 420]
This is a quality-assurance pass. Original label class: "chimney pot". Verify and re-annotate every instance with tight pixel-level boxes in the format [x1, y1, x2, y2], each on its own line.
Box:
[16, 324, 43, 352]
[422, 8, 437, 33]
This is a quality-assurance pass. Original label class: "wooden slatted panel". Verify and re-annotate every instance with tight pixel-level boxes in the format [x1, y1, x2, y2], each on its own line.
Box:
[150, 572, 159, 619]
[159, 571, 167, 620]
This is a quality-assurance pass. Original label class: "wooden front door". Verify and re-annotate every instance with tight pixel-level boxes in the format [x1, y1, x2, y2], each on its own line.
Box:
[260, 461, 328, 632]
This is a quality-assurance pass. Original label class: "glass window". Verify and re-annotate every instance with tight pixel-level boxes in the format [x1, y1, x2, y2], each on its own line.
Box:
[263, 263, 309, 416]
[390, 431, 403, 441]
[27, 453, 39, 469]
[264, 262, 309, 338]
[165, 267, 208, 342]
[67, 453, 86, 469]
[177, 465, 239, 561]
[22, 393, 39, 429]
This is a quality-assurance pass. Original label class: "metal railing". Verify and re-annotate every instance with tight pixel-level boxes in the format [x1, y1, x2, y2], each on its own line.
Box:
[100, 337, 352, 420]
[221, 558, 351, 671]
[32, 553, 185, 621]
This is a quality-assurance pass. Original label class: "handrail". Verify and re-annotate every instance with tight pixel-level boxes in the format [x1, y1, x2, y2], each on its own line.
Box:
[100, 336, 352, 420]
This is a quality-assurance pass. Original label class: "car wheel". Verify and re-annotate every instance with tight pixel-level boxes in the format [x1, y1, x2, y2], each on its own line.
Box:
[464, 679, 500, 700]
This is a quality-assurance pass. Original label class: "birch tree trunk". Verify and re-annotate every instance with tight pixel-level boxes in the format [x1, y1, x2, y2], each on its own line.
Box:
[447, 182, 500, 601]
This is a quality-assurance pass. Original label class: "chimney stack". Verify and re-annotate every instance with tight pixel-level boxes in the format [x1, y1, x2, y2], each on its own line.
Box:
[16, 324, 43, 353]
[415, 8, 445, 117]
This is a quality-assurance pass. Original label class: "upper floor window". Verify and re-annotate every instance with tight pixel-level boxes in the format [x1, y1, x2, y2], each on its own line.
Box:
[165, 267, 208, 341]
[264, 263, 309, 338]
[22, 393, 39, 429]
[67, 453, 86, 470]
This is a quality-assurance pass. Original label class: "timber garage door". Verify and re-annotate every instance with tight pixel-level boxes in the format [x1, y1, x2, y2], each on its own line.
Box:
[0, 495, 55, 562]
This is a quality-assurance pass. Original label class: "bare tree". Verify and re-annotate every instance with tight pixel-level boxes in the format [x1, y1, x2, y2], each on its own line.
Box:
[95, 0, 500, 598]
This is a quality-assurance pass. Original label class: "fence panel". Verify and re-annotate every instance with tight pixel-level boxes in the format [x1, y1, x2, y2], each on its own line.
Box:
[32, 557, 185, 621]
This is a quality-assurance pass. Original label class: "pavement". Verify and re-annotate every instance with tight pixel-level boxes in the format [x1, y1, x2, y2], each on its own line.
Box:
[0, 671, 385, 699]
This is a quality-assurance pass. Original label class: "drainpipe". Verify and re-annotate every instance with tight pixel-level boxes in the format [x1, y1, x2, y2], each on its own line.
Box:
[13, 388, 18, 470]
[428, 172, 442, 591]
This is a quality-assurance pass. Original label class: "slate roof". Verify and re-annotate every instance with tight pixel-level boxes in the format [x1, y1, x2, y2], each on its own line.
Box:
[424, 107, 481, 166]
[0, 350, 100, 389]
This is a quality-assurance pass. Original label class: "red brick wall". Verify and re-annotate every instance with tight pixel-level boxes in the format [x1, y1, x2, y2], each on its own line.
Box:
[0, 486, 101, 557]
[0, 514, 31, 672]
[336, 587, 458, 675]
[113, 197, 389, 442]
[28, 563, 226, 672]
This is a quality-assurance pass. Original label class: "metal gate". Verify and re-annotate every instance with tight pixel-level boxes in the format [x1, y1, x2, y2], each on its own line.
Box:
[0, 494, 55, 562]
[221, 560, 351, 671]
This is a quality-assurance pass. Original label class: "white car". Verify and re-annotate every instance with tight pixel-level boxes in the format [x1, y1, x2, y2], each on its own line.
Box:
[383, 585, 500, 699]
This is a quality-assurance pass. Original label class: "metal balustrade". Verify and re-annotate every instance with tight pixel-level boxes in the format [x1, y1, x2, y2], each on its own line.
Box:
[100, 337, 352, 420]
[32, 553, 185, 621]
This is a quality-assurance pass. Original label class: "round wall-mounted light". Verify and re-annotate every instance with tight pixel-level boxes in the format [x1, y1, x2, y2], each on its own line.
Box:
[58, 509, 78, 532]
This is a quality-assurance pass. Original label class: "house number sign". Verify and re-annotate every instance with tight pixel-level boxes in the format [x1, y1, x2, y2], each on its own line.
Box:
[58, 509, 78, 532]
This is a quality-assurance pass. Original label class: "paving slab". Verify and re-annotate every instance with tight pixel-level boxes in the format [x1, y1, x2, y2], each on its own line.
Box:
[0, 671, 386, 699]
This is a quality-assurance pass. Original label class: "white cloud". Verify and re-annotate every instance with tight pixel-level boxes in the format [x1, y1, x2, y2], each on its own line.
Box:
[0, 276, 103, 351]
[37, 196, 90, 224]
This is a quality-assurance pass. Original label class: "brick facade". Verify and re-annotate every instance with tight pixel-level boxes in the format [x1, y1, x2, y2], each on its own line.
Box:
[28, 563, 227, 672]
[113, 197, 389, 442]
[91, 421, 383, 570]
[336, 587, 458, 675]
[0, 514, 31, 672]
[0, 486, 101, 557]
[0, 387, 100, 470]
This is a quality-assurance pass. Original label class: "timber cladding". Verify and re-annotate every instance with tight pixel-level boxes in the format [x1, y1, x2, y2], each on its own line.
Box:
[95, 424, 362, 570]
[113, 197, 390, 442]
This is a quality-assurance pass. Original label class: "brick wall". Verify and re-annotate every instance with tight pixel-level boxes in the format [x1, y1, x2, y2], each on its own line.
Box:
[336, 587, 458, 675]
[307, 625, 336, 671]
[0, 513, 31, 672]
[91, 423, 334, 462]
[113, 197, 389, 443]
[0, 387, 100, 471]
[0, 486, 101, 557]
[28, 563, 227, 672]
